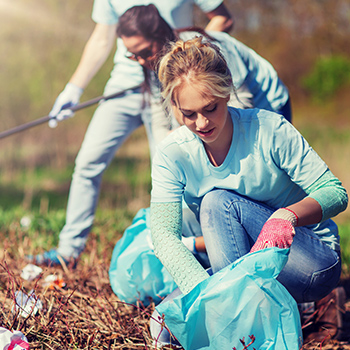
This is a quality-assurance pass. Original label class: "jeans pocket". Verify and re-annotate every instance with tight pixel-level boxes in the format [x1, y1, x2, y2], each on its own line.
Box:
[303, 257, 341, 302]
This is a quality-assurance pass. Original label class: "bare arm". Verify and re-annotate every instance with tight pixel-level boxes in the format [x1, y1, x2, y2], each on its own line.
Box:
[69, 23, 118, 89]
[287, 197, 323, 227]
[194, 236, 207, 252]
[204, 3, 234, 33]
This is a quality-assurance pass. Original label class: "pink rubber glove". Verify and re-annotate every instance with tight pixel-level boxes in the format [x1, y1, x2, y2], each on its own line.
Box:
[250, 208, 298, 253]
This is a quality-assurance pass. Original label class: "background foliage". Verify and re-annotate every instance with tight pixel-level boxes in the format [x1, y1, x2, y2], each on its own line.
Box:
[0, 0, 349, 260]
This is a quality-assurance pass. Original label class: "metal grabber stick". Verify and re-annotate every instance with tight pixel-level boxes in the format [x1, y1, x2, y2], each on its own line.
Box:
[0, 85, 141, 140]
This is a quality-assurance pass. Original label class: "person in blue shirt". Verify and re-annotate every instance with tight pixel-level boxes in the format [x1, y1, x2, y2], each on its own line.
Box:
[149, 35, 347, 345]
[113, 3, 294, 251]
[30, 0, 233, 266]
[116, 4, 292, 147]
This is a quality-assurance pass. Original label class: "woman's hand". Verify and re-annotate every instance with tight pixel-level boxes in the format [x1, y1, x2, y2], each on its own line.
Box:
[48, 83, 83, 128]
[250, 208, 298, 252]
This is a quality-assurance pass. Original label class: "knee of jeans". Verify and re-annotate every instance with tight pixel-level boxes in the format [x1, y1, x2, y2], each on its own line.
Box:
[73, 163, 105, 181]
[200, 189, 228, 215]
[73, 151, 110, 180]
[200, 190, 246, 217]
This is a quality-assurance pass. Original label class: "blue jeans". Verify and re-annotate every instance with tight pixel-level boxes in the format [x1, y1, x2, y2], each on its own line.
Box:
[200, 189, 341, 303]
[57, 88, 155, 258]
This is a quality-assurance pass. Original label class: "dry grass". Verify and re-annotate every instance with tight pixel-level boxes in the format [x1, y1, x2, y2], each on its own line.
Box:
[303, 343, 350, 350]
[0, 233, 181, 350]
[1, 229, 350, 349]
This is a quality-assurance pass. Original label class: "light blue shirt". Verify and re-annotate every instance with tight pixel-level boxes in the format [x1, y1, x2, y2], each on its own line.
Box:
[91, 0, 224, 91]
[151, 107, 340, 248]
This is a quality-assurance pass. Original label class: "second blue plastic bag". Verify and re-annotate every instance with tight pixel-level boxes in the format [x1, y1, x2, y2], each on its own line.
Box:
[109, 208, 177, 305]
[156, 248, 303, 350]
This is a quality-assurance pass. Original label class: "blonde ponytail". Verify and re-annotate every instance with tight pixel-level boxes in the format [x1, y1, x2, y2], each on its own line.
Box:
[158, 37, 234, 109]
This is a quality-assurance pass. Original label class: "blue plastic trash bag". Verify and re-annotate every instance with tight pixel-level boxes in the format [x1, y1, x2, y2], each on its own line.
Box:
[156, 248, 303, 350]
[109, 208, 177, 305]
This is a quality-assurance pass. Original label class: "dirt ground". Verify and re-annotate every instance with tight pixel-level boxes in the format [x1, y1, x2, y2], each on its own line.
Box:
[1, 237, 350, 349]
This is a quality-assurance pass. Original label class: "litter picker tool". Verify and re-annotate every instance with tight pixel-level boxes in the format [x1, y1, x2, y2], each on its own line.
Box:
[0, 85, 141, 140]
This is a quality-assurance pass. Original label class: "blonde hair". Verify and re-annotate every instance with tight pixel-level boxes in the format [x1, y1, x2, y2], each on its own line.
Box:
[158, 36, 234, 109]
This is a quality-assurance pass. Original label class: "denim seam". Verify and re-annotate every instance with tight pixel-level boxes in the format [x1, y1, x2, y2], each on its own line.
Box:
[302, 256, 340, 301]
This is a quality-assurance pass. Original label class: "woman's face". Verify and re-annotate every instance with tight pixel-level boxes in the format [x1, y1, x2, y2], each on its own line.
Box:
[121, 35, 160, 70]
[172, 82, 231, 149]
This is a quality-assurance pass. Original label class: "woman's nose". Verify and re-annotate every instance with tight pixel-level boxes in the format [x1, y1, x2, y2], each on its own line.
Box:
[196, 114, 209, 129]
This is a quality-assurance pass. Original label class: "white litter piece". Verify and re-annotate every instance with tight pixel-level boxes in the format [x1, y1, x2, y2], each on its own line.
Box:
[21, 264, 43, 281]
[14, 290, 43, 318]
[20, 216, 32, 229]
[0, 327, 29, 349]
[43, 274, 66, 288]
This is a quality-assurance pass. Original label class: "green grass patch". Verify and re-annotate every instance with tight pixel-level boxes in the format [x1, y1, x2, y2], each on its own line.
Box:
[339, 221, 350, 274]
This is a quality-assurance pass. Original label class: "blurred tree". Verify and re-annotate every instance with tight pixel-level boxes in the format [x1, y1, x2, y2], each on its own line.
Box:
[222, 0, 350, 98]
[302, 55, 350, 101]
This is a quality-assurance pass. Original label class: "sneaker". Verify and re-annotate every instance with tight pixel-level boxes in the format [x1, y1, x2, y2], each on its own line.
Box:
[303, 286, 346, 343]
[26, 249, 75, 267]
